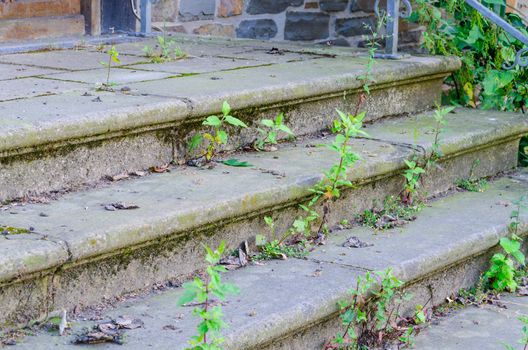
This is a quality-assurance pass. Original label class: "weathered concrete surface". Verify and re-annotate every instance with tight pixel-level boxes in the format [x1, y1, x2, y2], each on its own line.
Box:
[0, 109, 524, 325]
[414, 295, 528, 349]
[0, 35, 460, 201]
[9, 173, 528, 349]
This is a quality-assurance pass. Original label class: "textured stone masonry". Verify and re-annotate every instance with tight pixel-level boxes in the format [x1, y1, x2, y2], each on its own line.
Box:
[152, 0, 393, 47]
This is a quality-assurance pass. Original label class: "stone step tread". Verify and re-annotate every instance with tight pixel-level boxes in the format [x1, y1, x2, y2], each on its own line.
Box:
[414, 294, 528, 349]
[11, 170, 528, 349]
[0, 108, 525, 285]
[0, 43, 459, 154]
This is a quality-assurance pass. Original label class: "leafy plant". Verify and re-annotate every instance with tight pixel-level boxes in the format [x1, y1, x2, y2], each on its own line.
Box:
[100, 46, 120, 89]
[484, 197, 527, 292]
[357, 196, 422, 230]
[189, 101, 248, 162]
[325, 268, 417, 349]
[411, 0, 528, 112]
[428, 105, 454, 165]
[143, 35, 187, 63]
[254, 216, 307, 260]
[255, 113, 294, 150]
[401, 159, 426, 204]
[178, 242, 239, 349]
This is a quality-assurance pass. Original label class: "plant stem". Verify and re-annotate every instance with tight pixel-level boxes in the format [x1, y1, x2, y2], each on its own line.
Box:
[106, 53, 112, 86]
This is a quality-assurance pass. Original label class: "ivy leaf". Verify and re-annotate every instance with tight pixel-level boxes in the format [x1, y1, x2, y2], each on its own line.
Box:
[221, 159, 253, 167]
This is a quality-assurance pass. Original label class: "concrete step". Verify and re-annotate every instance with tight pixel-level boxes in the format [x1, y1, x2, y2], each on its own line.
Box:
[0, 15, 85, 42]
[0, 107, 525, 326]
[413, 294, 528, 350]
[0, 36, 460, 201]
[8, 170, 528, 349]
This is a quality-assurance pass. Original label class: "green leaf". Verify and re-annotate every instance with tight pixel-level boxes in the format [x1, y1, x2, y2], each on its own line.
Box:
[221, 159, 253, 167]
[277, 124, 294, 135]
[225, 115, 248, 128]
[188, 134, 203, 151]
[261, 119, 274, 128]
[222, 101, 231, 116]
[204, 115, 222, 127]
[216, 129, 228, 144]
[255, 234, 267, 246]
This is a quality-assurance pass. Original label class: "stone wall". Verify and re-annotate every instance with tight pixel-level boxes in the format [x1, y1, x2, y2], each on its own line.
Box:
[151, 0, 407, 47]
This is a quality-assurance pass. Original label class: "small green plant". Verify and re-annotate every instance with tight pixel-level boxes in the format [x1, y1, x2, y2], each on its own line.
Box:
[504, 315, 528, 350]
[428, 105, 454, 167]
[357, 196, 422, 230]
[255, 113, 294, 150]
[456, 159, 488, 192]
[484, 196, 527, 292]
[325, 268, 417, 349]
[143, 35, 187, 63]
[100, 46, 120, 90]
[189, 101, 248, 162]
[254, 216, 307, 260]
[178, 242, 239, 349]
[401, 159, 426, 205]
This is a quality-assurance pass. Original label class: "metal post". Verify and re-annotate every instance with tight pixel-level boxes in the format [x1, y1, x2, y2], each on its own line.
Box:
[385, 0, 399, 57]
[140, 0, 152, 35]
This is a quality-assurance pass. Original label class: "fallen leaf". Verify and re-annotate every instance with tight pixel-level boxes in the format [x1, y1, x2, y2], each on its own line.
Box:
[115, 315, 144, 329]
[150, 164, 170, 173]
[343, 236, 373, 248]
[106, 173, 129, 182]
[221, 159, 253, 167]
[104, 202, 140, 211]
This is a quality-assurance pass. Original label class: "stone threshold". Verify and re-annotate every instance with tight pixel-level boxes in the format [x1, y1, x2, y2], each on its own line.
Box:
[0, 108, 525, 325]
[9, 170, 528, 349]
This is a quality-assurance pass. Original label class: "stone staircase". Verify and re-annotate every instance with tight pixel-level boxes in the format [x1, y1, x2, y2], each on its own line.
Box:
[0, 36, 527, 349]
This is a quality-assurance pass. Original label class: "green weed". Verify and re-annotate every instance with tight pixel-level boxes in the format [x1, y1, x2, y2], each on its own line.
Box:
[178, 241, 239, 349]
[255, 113, 294, 151]
[143, 35, 187, 63]
[99, 46, 120, 90]
[357, 196, 422, 230]
[189, 101, 248, 163]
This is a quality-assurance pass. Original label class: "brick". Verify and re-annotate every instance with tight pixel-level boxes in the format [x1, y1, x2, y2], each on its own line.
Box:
[0, 0, 80, 20]
[193, 23, 235, 37]
[236, 19, 278, 39]
[320, 0, 349, 12]
[246, 0, 303, 15]
[217, 0, 244, 17]
[284, 12, 330, 41]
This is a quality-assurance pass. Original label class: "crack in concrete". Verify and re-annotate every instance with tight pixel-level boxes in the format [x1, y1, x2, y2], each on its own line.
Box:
[305, 257, 373, 272]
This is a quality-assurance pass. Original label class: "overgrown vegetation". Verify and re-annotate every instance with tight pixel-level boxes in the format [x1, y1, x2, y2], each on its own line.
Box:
[179, 242, 239, 349]
[324, 268, 425, 349]
[357, 196, 422, 230]
[412, 0, 528, 112]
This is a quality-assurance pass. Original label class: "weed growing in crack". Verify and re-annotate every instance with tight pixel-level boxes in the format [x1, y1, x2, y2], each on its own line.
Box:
[484, 196, 527, 292]
[99, 46, 120, 90]
[143, 35, 187, 63]
[0, 225, 30, 235]
[357, 196, 423, 230]
[254, 113, 295, 151]
[456, 159, 488, 192]
[188, 101, 248, 163]
[178, 241, 239, 349]
[401, 159, 426, 205]
[325, 268, 423, 350]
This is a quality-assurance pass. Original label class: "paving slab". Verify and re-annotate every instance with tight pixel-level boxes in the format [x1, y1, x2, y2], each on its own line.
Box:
[414, 295, 528, 349]
[7, 171, 528, 349]
[44, 67, 176, 85]
[0, 49, 149, 71]
[0, 77, 86, 102]
[0, 63, 60, 81]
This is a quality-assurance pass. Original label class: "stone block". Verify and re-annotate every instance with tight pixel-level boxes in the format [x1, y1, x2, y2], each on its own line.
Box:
[236, 19, 278, 39]
[285, 12, 330, 41]
[179, 0, 215, 20]
[335, 16, 376, 37]
[193, 23, 235, 37]
[320, 0, 349, 12]
[246, 0, 303, 14]
[217, 0, 244, 17]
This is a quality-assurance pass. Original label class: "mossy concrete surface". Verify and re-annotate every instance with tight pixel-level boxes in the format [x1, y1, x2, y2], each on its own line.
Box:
[0, 35, 459, 201]
[0, 108, 525, 325]
[10, 172, 528, 349]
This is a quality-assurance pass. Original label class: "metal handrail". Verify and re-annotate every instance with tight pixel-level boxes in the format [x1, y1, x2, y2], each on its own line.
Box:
[374, 0, 528, 68]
